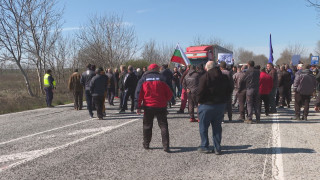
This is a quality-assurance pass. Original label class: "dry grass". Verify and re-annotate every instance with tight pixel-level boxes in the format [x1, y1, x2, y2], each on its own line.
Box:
[0, 69, 74, 114]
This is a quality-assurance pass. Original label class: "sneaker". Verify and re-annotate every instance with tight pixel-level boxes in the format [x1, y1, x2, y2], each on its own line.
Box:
[212, 148, 222, 155]
[177, 110, 184, 114]
[198, 147, 211, 154]
[291, 116, 301, 120]
[163, 147, 170, 152]
[119, 110, 125, 114]
[190, 118, 197, 122]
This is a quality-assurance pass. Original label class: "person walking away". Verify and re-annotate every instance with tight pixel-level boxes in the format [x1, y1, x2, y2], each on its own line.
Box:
[183, 65, 200, 122]
[172, 67, 182, 99]
[118, 65, 128, 110]
[135, 64, 173, 152]
[80, 64, 96, 118]
[68, 69, 83, 110]
[119, 65, 138, 113]
[267, 63, 278, 113]
[106, 68, 116, 106]
[292, 64, 316, 120]
[160, 64, 175, 106]
[220, 61, 234, 122]
[236, 65, 247, 121]
[177, 65, 190, 113]
[114, 68, 120, 98]
[259, 67, 273, 116]
[44, 69, 56, 107]
[90, 67, 108, 120]
[196, 61, 233, 154]
[278, 65, 292, 108]
[232, 66, 241, 107]
[241, 61, 261, 124]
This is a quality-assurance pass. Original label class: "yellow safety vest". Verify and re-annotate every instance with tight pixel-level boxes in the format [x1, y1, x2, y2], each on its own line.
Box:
[44, 73, 56, 88]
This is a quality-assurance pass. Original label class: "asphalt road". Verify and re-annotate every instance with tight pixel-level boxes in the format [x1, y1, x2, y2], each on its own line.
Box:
[0, 98, 319, 179]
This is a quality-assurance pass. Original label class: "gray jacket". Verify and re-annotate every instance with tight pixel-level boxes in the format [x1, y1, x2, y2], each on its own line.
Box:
[293, 69, 316, 96]
[183, 69, 200, 94]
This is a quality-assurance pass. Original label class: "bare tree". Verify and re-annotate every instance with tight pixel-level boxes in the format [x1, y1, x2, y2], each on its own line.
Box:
[234, 48, 254, 64]
[24, 0, 63, 94]
[191, 35, 234, 51]
[0, 0, 34, 96]
[276, 43, 307, 65]
[141, 39, 160, 62]
[77, 14, 138, 68]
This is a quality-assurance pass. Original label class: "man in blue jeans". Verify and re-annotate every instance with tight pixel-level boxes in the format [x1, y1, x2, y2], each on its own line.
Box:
[196, 61, 233, 154]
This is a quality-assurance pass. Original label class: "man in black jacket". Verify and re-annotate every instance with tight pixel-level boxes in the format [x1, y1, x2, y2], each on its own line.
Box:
[80, 64, 96, 118]
[160, 64, 175, 106]
[119, 65, 138, 113]
[220, 61, 234, 121]
[240, 61, 261, 124]
[90, 67, 108, 120]
[106, 68, 116, 106]
[196, 61, 233, 154]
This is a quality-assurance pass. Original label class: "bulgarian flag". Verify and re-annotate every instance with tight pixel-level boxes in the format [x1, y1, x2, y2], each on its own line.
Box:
[170, 44, 190, 65]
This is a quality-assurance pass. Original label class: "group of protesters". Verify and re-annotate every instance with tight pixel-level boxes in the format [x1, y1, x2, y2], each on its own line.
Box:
[64, 59, 320, 154]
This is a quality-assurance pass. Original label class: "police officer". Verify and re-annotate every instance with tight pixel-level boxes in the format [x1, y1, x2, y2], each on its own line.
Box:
[44, 69, 56, 107]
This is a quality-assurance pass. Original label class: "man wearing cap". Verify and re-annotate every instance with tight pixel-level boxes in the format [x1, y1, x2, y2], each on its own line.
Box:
[135, 64, 173, 152]
[119, 65, 138, 113]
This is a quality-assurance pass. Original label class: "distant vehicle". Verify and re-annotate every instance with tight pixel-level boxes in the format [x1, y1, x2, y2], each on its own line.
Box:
[185, 45, 233, 65]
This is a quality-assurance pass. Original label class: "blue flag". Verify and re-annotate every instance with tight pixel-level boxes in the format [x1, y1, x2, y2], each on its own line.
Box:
[268, 34, 274, 63]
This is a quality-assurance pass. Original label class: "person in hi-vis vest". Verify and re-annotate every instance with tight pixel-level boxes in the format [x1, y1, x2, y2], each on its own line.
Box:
[44, 69, 56, 107]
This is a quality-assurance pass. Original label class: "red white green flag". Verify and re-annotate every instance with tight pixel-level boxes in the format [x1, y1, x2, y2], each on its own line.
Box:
[170, 44, 190, 65]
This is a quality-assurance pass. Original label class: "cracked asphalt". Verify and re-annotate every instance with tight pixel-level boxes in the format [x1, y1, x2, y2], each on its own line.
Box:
[0, 98, 319, 179]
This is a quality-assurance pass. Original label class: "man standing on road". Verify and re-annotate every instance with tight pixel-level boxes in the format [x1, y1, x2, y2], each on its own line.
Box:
[220, 61, 234, 122]
[106, 68, 116, 106]
[240, 61, 261, 124]
[135, 64, 173, 152]
[118, 65, 128, 110]
[278, 65, 292, 108]
[80, 64, 96, 118]
[292, 64, 316, 120]
[90, 67, 108, 120]
[259, 67, 273, 116]
[44, 69, 56, 108]
[183, 65, 200, 122]
[177, 65, 190, 114]
[267, 63, 278, 113]
[119, 65, 138, 113]
[196, 61, 233, 154]
[68, 69, 83, 110]
[160, 64, 175, 106]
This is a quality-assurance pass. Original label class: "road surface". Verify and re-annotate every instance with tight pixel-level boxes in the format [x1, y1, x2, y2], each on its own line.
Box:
[0, 98, 319, 179]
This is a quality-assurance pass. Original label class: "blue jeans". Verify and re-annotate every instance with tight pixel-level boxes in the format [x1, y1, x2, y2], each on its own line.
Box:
[198, 103, 226, 151]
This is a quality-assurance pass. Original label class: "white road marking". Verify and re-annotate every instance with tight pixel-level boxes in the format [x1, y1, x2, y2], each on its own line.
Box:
[261, 138, 271, 179]
[0, 114, 141, 146]
[0, 118, 139, 172]
[0, 119, 92, 146]
[271, 113, 284, 180]
[68, 127, 113, 136]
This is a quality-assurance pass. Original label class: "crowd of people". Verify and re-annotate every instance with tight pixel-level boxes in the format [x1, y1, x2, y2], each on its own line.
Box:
[42, 59, 320, 154]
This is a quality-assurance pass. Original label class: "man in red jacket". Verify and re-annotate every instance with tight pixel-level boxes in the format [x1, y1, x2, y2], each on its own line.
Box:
[135, 64, 173, 152]
[259, 67, 273, 116]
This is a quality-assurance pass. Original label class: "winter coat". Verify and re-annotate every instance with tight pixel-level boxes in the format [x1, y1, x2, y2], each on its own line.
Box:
[259, 72, 273, 95]
[89, 74, 108, 96]
[293, 69, 316, 96]
[68, 72, 83, 92]
[183, 69, 200, 94]
[80, 69, 96, 91]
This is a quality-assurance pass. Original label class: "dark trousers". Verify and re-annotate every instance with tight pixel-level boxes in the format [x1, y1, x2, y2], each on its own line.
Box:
[233, 89, 238, 106]
[85, 90, 93, 116]
[294, 93, 311, 117]
[122, 90, 135, 112]
[260, 94, 270, 115]
[143, 107, 169, 149]
[225, 95, 232, 120]
[119, 90, 126, 109]
[188, 93, 198, 119]
[269, 87, 277, 112]
[279, 87, 290, 106]
[93, 95, 104, 118]
[44, 87, 53, 107]
[107, 88, 115, 105]
[246, 89, 260, 121]
[173, 82, 181, 98]
[73, 90, 83, 109]
[237, 90, 246, 119]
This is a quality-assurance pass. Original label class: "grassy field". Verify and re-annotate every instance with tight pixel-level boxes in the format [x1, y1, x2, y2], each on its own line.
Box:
[0, 69, 74, 115]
